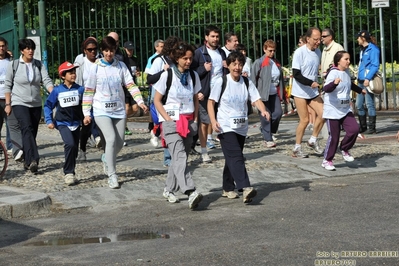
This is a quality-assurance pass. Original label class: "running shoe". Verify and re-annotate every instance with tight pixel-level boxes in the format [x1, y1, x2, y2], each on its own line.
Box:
[341, 150, 354, 162]
[188, 190, 203, 209]
[243, 187, 257, 203]
[163, 188, 179, 203]
[307, 139, 324, 154]
[321, 160, 335, 170]
[201, 153, 212, 163]
[108, 174, 119, 189]
[292, 146, 309, 158]
[206, 140, 216, 149]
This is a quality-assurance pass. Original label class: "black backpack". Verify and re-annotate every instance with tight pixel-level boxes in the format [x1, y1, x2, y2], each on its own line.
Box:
[216, 75, 253, 115]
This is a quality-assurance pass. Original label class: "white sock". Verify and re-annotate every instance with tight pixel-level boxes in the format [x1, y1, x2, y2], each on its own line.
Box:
[309, 136, 317, 143]
[207, 134, 212, 140]
[295, 144, 301, 150]
[201, 147, 208, 154]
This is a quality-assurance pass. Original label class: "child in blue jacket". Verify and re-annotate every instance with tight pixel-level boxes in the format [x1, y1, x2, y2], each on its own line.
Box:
[44, 61, 84, 185]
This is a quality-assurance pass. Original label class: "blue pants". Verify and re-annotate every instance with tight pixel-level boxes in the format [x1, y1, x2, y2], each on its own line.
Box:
[259, 95, 283, 141]
[59, 125, 80, 175]
[356, 83, 376, 116]
[219, 132, 251, 191]
[12, 105, 41, 166]
[324, 112, 359, 161]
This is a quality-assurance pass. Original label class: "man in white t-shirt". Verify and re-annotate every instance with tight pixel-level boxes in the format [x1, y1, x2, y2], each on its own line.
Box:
[320, 28, 344, 78]
[191, 25, 227, 163]
[291, 27, 324, 158]
[221, 32, 239, 57]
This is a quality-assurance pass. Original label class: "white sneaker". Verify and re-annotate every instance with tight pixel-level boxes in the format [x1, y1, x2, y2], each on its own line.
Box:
[307, 139, 324, 154]
[64, 173, 77, 186]
[272, 135, 278, 142]
[108, 174, 119, 189]
[201, 153, 212, 163]
[265, 141, 276, 148]
[341, 150, 354, 162]
[188, 190, 203, 209]
[150, 131, 159, 147]
[321, 160, 335, 170]
[163, 188, 179, 203]
[292, 146, 308, 158]
[14, 150, 23, 162]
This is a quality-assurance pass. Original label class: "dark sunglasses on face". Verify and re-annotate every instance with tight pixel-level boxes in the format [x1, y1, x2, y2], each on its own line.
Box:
[86, 48, 97, 52]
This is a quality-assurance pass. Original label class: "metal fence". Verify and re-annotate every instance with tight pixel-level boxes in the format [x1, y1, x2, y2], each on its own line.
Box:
[1, 0, 399, 108]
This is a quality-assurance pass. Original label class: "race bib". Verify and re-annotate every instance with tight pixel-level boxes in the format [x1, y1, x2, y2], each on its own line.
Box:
[58, 90, 79, 108]
[103, 101, 119, 112]
[229, 115, 247, 129]
[338, 97, 350, 107]
[158, 103, 180, 122]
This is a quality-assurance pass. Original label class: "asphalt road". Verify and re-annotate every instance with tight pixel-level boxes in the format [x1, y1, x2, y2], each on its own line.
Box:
[1, 170, 398, 265]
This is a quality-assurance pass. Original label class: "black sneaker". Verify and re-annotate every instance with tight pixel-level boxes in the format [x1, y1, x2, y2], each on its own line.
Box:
[29, 161, 38, 173]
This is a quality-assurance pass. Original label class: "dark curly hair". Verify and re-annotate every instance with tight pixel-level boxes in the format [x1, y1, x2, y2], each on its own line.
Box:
[169, 41, 196, 63]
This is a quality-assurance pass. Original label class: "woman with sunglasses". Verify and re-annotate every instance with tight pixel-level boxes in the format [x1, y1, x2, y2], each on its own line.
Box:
[251, 39, 285, 148]
[75, 37, 101, 161]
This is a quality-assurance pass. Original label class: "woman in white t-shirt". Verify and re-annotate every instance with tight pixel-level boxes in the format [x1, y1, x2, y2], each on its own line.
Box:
[74, 37, 99, 161]
[321, 51, 365, 171]
[82, 36, 148, 189]
[208, 51, 270, 204]
[291, 27, 324, 158]
[153, 42, 203, 210]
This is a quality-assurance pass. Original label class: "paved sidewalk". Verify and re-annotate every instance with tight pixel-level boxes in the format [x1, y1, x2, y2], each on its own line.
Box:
[1, 111, 398, 219]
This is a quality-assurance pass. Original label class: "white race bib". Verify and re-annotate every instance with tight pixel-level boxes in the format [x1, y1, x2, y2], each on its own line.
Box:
[58, 90, 79, 108]
[229, 115, 247, 129]
[338, 97, 350, 107]
[158, 103, 180, 122]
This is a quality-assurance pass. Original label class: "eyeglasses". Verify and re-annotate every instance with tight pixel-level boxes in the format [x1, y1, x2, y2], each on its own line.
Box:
[267, 49, 275, 52]
[321, 35, 330, 38]
[86, 48, 97, 52]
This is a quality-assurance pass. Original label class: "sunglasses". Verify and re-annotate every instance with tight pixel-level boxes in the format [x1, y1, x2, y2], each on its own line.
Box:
[86, 48, 97, 52]
[321, 35, 330, 38]
[267, 49, 275, 52]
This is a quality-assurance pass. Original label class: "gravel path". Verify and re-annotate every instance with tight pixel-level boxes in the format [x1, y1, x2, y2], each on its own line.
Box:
[1, 117, 398, 193]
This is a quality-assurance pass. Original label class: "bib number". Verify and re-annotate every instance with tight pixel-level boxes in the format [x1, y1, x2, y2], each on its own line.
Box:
[338, 97, 350, 107]
[58, 91, 79, 108]
[229, 116, 247, 129]
[158, 104, 180, 122]
[103, 101, 118, 112]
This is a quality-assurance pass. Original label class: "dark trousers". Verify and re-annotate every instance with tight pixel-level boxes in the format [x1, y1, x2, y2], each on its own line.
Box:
[7, 106, 23, 157]
[259, 95, 283, 141]
[12, 105, 41, 165]
[79, 122, 91, 152]
[324, 112, 359, 161]
[219, 132, 250, 191]
[59, 125, 80, 175]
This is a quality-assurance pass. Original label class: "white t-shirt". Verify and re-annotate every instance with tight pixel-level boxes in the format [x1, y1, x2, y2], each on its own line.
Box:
[82, 57, 96, 86]
[270, 60, 280, 95]
[209, 75, 260, 136]
[207, 48, 223, 87]
[85, 60, 132, 118]
[0, 58, 10, 99]
[153, 69, 201, 115]
[291, 45, 321, 99]
[222, 46, 231, 57]
[323, 68, 352, 119]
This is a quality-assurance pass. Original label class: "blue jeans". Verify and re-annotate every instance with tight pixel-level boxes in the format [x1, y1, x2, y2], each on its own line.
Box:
[356, 83, 376, 116]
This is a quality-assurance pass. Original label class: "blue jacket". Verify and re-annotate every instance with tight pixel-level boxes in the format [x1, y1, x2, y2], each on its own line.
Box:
[358, 43, 380, 82]
[44, 83, 85, 128]
[191, 45, 228, 98]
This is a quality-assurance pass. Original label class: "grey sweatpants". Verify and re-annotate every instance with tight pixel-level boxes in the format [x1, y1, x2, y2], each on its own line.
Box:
[94, 116, 125, 176]
[163, 120, 197, 194]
